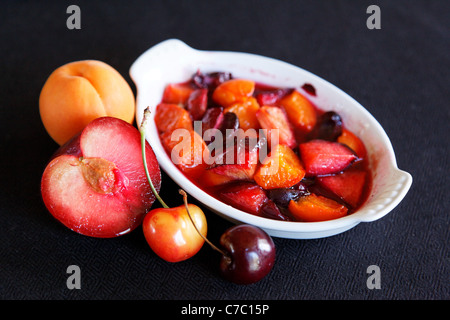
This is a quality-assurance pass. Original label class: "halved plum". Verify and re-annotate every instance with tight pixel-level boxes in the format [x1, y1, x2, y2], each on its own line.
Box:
[41, 117, 161, 238]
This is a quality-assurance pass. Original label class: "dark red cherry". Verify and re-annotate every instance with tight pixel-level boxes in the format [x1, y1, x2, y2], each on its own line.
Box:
[192, 71, 233, 90]
[260, 200, 292, 221]
[267, 184, 310, 208]
[301, 83, 316, 96]
[312, 111, 343, 141]
[219, 225, 275, 285]
[220, 112, 240, 133]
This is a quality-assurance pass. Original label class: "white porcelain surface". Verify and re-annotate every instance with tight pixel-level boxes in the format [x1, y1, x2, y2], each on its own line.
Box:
[130, 39, 412, 239]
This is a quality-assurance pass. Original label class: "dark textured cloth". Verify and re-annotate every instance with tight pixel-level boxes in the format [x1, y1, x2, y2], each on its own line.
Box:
[0, 0, 448, 301]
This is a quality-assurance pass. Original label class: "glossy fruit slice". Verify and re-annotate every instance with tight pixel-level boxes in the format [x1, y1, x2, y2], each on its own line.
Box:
[219, 182, 268, 216]
[162, 83, 194, 105]
[187, 88, 208, 120]
[212, 79, 255, 107]
[317, 169, 367, 207]
[279, 90, 317, 133]
[256, 106, 296, 148]
[192, 71, 233, 90]
[267, 183, 309, 208]
[337, 128, 367, 159]
[202, 168, 236, 187]
[254, 144, 305, 189]
[154, 103, 193, 133]
[201, 106, 224, 138]
[288, 193, 348, 222]
[224, 97, 260, 130]
[208, 146, 259, 181]
[299, 139, 358, 176]
[260, 199, 291, 221]
[256, 88, 293, 106]
[310, 111, 343, 141]
[41, 117, 161, 238]
[160, 129, 209, 178]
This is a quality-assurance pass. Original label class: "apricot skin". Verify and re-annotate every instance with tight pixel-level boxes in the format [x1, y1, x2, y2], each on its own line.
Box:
[39, 60, 135, 145]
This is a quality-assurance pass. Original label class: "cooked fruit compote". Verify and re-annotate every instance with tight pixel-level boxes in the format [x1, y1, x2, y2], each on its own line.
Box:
[154, 71, 372, 222]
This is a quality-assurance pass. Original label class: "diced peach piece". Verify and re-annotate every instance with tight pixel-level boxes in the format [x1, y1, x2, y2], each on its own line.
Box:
[279, 90, 317, 133]
[212, 79, 255, 106]
[337, 129, 367, 159]
[154, 103, 193, 133]
[224, 97, 261, 130]
[254, 144, 305, 189]
[256, 106, 296, 148]
[160, 129, 209, 178]
[162, 83, 195, 105]
[288, 193, 348, 222]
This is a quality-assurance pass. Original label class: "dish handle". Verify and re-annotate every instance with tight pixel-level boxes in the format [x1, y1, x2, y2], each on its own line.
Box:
[359, 167, 413, 222]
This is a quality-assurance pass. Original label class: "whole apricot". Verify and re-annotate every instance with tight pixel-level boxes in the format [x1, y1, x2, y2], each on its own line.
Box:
[39, 60, 135, 145]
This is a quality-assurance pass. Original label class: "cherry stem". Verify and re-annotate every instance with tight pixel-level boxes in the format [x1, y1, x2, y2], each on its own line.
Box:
[179, 189, 229, 259]
[140, 107, 229, 260]
[140, 107, 169, 209]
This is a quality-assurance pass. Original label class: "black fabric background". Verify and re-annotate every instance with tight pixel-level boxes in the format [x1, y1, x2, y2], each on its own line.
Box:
[0, 0, 448, 302]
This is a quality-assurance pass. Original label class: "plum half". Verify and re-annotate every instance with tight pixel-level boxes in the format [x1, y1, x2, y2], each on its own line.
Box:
[41, 117, 161, 238]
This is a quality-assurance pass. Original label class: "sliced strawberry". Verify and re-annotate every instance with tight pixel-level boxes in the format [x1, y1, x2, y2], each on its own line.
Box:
[317, 169, 367, 208]
[154, 103, 193, 133]
[337, 128, 367, 159]
[223, 96, 260, 130]
[256, 106, 296, 148]
[254, 144, 305, 190]
[288, 193, 348, 222]
[187, 88, 208, 120]
[218, 182, 268, 216]
[279, 90, 317, 133]
[299, 139, 358, 176]
[162, 82, 194, 105]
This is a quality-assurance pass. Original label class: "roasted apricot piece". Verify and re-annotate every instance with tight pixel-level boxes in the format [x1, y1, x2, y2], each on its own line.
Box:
[160, 129, 209, 178]
[154, 103, 193, 133]
[254, 144, 305, 190]
[337, 129, 367, 159]
[162, 83, 194, 105]
[224, 97, 261, 130]
[212, 79, 255, 106]
[279, 90, 317, 133]
[202, 169, 236, 187]
[288, 193, 348, 222]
